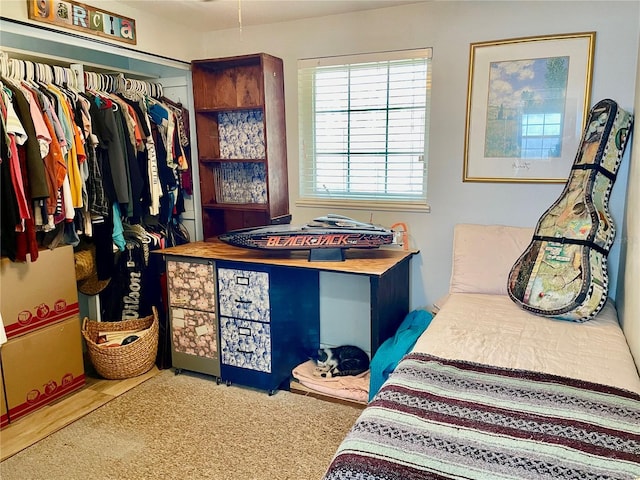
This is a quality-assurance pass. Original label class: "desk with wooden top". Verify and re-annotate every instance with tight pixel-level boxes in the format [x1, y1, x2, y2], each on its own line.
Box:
[158, 241, 418, 356]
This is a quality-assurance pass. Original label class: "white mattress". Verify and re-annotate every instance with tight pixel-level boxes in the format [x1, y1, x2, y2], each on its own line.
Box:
[412, 293, 640, 394]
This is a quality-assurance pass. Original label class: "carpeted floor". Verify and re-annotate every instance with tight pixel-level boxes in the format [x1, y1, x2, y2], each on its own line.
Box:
[0, 370, 363, 480]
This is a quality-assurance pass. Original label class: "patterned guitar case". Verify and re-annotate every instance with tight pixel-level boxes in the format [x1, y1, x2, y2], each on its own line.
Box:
[508, 99, 633, 322]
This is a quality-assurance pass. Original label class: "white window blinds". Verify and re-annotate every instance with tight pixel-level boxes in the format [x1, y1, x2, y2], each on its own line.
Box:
[298, 48, 432, 209]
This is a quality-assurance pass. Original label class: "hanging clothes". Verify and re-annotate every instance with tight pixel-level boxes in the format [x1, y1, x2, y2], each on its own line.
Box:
[0, 94, 23, 260]
[1, 88, 30, 223]
[3, 80, 49, 201]
[0, 54, 192, 273]
[89, 92, 130, 206]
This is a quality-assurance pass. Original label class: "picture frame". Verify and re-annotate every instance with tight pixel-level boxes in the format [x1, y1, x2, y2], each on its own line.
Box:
[463, 32, 595, 183]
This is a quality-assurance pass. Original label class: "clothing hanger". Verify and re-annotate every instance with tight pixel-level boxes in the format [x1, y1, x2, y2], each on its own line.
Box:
[8, 59, 23, 81]
[84, 71, 93, 91]
[24, 61, 34, 82]
[2, 59, 24, 89]
[0, 52, 9, 78]
[1, 53, 157, 108]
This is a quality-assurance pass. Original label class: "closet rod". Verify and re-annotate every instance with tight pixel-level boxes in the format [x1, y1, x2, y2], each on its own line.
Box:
[1, 51, 165, 97]
[0, 16, 190, 67]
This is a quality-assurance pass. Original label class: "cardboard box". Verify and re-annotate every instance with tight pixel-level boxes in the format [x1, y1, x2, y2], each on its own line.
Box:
[0, 361, 8, 429]
[1, 245, 79, 339]
[2, 316, 85, 422]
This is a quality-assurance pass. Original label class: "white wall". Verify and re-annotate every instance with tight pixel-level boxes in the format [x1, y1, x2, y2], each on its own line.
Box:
[199, 1, 640, 309]
[617, 34, 640, 371]
[0, 0, 205, 62]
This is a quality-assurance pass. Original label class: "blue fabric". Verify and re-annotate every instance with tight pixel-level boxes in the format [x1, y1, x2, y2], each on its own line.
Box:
[369, 309, 434, 401]
[112, 203, 126, 251]
[148, 102, 169, 127]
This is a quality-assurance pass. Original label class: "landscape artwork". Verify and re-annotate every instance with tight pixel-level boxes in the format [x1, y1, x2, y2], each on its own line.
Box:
[484, 56, 569, 160]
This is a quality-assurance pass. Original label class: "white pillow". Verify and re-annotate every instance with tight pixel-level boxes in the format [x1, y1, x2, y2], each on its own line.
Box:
[449, 224, 534, 295]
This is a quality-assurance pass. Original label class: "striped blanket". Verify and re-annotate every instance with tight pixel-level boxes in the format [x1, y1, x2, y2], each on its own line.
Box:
[322, 353, 640, 480]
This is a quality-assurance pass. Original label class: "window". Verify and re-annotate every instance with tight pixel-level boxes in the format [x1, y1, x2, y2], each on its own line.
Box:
[298, 48, 432, 210]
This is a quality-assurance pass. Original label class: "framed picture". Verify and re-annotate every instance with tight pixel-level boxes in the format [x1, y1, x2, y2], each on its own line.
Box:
[463, 32, 595, 183]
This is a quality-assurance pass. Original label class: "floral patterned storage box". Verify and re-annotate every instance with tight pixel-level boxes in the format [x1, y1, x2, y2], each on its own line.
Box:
[166, 260, 216, 312]
[170, 308, 217, 359]
[166, 260, 218, 360]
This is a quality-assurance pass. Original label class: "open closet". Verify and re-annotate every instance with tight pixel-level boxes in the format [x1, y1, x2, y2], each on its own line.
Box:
[1, 17, 201, 320]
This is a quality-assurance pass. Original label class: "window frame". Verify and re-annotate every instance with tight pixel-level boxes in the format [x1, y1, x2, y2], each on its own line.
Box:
[297, 48, 433, 212]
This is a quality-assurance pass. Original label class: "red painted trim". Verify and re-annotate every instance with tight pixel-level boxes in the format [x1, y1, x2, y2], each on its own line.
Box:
[4, 303, 80, 339]
[8, 374, 85, 420]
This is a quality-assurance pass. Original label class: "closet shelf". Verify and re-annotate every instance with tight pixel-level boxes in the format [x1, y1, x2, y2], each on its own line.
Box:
[196, 106, 264, 113]
[202, 203, 269, 211]
[200, 158, 266, 163]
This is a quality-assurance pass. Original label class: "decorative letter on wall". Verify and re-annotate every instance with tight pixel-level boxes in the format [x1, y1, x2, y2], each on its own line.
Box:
[27, 0, 137, 45]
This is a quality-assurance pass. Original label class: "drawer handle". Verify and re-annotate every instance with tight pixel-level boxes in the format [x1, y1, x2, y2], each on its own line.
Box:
[237, 349, 254, 354]
[235, 299, 252, 304]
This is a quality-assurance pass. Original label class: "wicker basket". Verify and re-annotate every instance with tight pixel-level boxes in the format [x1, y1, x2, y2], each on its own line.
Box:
[82, 307, 159, 380]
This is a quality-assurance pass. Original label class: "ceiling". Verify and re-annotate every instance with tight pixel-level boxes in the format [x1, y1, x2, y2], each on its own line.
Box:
[117, 0, 423, 32]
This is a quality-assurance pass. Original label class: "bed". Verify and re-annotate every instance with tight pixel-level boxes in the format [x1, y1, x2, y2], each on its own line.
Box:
[322, 223, 640, 480]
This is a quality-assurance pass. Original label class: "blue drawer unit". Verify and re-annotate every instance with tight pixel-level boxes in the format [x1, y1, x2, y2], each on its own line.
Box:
[219, 317, 271, 372]
[218, 268, 270, 322]
[216, 261, 320, 394]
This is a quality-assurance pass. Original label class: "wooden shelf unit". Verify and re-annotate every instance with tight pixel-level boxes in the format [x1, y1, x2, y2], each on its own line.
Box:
[191, 53, 290, 240]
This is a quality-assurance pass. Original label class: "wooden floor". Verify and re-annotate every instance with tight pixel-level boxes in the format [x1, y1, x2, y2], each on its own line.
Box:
[0, 367, 160, 462]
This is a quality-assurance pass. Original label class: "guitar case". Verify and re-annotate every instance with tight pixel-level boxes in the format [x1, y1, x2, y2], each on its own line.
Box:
[508, 99, 633, 322]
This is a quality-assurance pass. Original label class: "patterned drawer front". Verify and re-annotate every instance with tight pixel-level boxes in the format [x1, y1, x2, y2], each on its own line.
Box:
[217, 268, 270, 322]
[220, 317, 271, 373]
[171, 308, 217, 359]
[167, 260, 216, 311]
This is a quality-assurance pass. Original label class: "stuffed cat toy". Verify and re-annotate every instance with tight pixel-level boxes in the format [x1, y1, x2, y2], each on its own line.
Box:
[313, 345, 370, 378]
